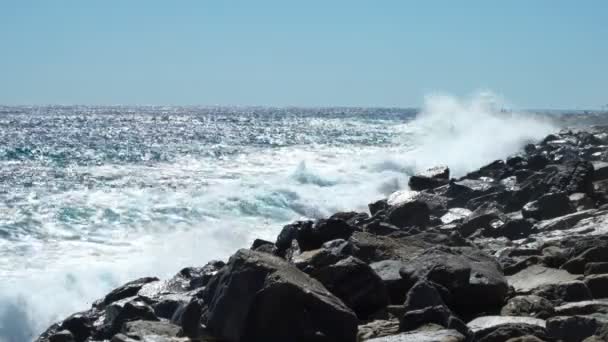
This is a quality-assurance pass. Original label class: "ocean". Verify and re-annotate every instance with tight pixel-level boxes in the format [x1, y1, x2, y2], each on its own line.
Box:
[0, 94, 563, 341]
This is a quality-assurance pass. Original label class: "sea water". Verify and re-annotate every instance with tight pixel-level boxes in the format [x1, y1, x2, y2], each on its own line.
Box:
[0, 93, 558, 341]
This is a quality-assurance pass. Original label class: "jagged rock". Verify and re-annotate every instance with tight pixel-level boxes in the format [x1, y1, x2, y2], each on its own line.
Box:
[363, 220, 402, 236]
[387, 200, 430, 228]
[399, 246, 508, 316]
[250, 239, 276, 253]
[388, 190, 449, 217]
[101, 277, 159, 307]
[365, 328, 466, 342]
[542, 246, 570, 268]
[501, 296, 555, 319]
[348, 231, 430, 263]
[399, 305, 452, 333]
[49, 331, 75, 342]
[330, 211, 370, 226]
[533, 281, 592, 304]
[387, 190, 420, 206]
[180, 298, 204, 338]
[502, 256, 544, 276]
[505, 336, 546, 342]
[517, 161, 595, 204]
[59, 311, 100, 342]
[440, 208, 472, 224]
[506, 265, 579, 293]
[203, 249, 358, 342]
[403, 281, 445, 312]
[522, 192, 574, 220]
[562, 246, 608, 274]
[409, 166, 450, 191]
[369, 199, 389, 216]
[297, 218, 357, 251]
[370, 260, 411, 304]
[485, 218, 533, 240]
[507, 156, 527, 169]
[555, 300, 608, 316]
[464, 160, 510, 180]
[105, 300, 159, 337]
[585, 262, 608, 275]
[308, 256, 390, 319]
[38, 128, 608, 342]
[546, 315, 606, 342]
[275, 220, 312, 256]
[594, 161, 608, 181]
[585, 274, 608, 298]
[563, 246, 608, 274]
[121, 320, 180, 338]
[357, 319, 400, 340]
[292, 239, 353, 272]
[534, 209, 597, 232]
[446, 178, 499, 208]
[165, 260, 225, 292]
[467, 316, 547, 342]
[570, 192, 596, 210]
[458, 205, 505, 237]
[526, 155, 549, 171]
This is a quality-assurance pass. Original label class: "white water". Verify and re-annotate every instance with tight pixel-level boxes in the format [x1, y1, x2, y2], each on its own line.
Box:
[0, 93, 557, 342]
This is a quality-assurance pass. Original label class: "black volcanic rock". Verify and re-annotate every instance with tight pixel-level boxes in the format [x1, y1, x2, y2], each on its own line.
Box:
[37, 127, 608, 342]
[297, 218, 357, 251]
[399, 246, 508, 317]
[522, 192, 575, 220]
[100, 277, 159, 307]
[203, 249, 358, 342]
[408, 166, 450, 191]
[308, 256, 390, 319]
[386, 200, 430, 228]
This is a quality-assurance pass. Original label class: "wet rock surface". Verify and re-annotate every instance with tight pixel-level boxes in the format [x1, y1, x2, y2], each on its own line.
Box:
[37, 127, 608, 341]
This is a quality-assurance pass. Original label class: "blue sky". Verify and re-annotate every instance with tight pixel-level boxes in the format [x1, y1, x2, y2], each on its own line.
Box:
[0, 1, 606, 108]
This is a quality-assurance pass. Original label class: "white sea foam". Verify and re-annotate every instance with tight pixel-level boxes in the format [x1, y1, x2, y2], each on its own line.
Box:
[0, 93, 558, 342]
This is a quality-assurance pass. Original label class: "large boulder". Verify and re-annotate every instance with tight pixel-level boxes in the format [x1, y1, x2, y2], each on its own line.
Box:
[347, 231, 430, 264]
[506, 265, 579, 294]
[562, 246, 608, 274]
[121, 320, 181, 339]
[203, 249, 358, 342]
[467, 316, 547, 342]
[100, 277, 159, 307]
[399, 246, 508, 316]
[307, 256, 390, 319]
[370, 260, 411, 304]
[365, 329, 466, 342]
[521, 192, 575, 220]
[501, 295, 555, 319]
[386, 200, 430, 229]
[546, 315, 606, 342]
[275, 218, 356, 255]
[458, 205, 505, 237]
[297, 218, 357, 251]
[517, 161, 595, 204]
[585, 274, 608, 298]
[408, 166, 450, 191]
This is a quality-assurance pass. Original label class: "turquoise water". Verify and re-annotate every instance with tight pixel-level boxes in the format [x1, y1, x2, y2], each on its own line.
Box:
[0, 99, 558, 341]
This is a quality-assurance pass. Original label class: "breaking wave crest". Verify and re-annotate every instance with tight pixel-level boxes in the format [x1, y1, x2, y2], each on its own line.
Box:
[0, 93, 559, 342]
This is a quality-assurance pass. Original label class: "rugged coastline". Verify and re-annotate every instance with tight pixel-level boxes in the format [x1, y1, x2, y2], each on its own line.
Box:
[37, 125, 608, 342]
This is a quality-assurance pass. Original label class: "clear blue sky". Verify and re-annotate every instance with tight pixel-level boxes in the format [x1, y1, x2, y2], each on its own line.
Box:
[0, 1, 606, 108]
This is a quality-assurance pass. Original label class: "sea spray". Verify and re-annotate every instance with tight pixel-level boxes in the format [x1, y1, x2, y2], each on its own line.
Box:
[0, 97, 561, 341]
[402, 91, 558, 177]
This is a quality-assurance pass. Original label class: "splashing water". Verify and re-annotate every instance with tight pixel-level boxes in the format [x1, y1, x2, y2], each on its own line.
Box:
[0, 94, 558, 341]
[403, 92, 558, 176]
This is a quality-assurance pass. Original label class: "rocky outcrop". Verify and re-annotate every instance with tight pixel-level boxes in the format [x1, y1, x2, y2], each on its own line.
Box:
[37, 127, 608, 341]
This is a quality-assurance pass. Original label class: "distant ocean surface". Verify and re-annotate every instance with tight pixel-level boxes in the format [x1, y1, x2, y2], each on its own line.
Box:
[0, 96, 593, 341]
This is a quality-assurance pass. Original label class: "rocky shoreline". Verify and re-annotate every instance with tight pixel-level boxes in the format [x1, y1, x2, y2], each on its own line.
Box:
[37, 125, 608, 342]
